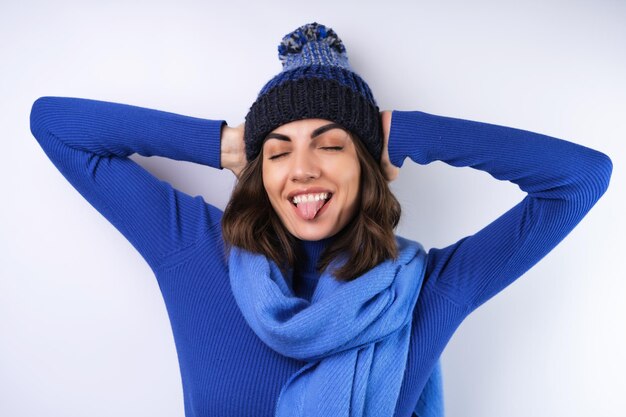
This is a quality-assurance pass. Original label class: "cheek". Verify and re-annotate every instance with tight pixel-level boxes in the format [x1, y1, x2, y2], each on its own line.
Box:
[261, 163, 273, 198]
[345, 158, 361, 185]
[262, 163, 284, 201]
[348, 169, 361, 201]
[330, 159, 361, 199]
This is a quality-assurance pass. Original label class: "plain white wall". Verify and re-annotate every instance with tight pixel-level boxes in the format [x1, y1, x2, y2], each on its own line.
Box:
[1, 0, 624, 416]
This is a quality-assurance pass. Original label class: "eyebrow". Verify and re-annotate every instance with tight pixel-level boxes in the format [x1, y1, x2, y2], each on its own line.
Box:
[264, 123, 345, 142]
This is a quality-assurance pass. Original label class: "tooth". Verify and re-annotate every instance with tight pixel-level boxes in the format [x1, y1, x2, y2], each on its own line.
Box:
[292, 193, 333, 204]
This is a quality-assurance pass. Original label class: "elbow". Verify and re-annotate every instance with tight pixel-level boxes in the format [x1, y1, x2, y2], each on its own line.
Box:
[590, 150, 613, 199]
[30, 96, 64, 138]
[574, 150, 613, 209]
[30, 96, 53, 138]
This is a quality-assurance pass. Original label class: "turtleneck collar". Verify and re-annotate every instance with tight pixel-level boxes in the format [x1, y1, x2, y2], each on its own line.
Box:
[297, 235, 335, 274]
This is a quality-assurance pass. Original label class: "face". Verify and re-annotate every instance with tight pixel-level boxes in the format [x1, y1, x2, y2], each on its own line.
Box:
[262, 118, 361, 241]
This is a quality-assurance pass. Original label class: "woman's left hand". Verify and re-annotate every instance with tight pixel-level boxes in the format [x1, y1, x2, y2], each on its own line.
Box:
[380, 110, 400, 182]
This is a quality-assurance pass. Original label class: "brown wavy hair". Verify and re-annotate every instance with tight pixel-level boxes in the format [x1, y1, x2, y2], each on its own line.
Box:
[221, 130, 401, 281]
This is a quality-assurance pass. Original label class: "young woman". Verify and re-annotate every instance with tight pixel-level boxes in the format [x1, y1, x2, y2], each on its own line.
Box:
[29, 22, 612, 417]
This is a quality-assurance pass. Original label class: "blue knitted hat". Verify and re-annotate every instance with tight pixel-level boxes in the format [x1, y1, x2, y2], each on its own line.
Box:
[244, 22, 382, 162]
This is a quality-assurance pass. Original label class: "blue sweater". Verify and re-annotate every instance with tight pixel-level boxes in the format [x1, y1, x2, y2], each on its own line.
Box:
[29, 96, 612, 417]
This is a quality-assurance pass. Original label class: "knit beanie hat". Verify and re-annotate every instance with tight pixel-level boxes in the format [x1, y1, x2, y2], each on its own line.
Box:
[244, 22, 383, 163]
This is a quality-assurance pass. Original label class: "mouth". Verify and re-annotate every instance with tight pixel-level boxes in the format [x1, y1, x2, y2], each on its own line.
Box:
[290, 192, 333, 221]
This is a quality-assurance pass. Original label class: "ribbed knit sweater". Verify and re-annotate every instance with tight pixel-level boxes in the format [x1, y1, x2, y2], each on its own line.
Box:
[29, 96, 612, 417]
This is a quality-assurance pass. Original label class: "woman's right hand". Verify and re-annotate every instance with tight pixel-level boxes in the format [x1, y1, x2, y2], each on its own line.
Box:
[221, 122, 247, 178]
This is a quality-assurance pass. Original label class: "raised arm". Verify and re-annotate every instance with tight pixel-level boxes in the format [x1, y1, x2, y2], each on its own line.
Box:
[29, 96, 233, 271]
[386, 109, 612, 312]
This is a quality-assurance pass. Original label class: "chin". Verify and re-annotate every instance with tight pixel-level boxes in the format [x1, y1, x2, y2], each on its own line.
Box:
[273, 200, 354, 242]
[282, 217, 330, 240]
[291, 228, 336, 241]
[286, 207, 346, 241]
[283, 214, 345, 241]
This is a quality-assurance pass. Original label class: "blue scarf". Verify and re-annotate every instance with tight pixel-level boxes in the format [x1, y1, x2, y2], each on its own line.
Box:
[228, 236, 443, 417]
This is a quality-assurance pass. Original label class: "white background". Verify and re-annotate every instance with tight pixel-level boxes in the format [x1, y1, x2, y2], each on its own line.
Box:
[1, 0, 624, 416]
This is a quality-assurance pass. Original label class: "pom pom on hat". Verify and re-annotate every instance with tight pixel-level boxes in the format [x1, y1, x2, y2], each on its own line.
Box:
[278, 22, 347, 66]
[244, 22, 382, 163]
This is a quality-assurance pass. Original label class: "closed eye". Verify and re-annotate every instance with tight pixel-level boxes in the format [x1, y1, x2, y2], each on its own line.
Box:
[268, 146, 343, 160]
[268, 152, 289, 160]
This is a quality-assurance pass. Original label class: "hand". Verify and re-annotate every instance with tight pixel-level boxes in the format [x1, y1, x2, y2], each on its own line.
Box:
[380, 110, 400, 182]
[221, 122, 247, 178]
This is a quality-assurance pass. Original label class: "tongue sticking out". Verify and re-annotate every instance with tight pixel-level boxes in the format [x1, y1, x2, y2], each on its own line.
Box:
[295, 199, 326, 220]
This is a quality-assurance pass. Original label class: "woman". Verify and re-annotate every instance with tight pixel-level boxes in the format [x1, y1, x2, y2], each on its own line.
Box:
[29, 22, 612, 417]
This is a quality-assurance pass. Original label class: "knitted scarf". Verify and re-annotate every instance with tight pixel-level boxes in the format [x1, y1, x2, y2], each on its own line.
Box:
[228, 236, 441, 417]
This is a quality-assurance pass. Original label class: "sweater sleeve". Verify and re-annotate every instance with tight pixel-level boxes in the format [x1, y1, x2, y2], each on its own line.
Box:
[29, 96, 227, 271]
[388, 110, 613, 312]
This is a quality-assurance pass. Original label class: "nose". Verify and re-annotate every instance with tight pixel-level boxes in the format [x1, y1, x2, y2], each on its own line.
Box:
[290, 148, 320, 182]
